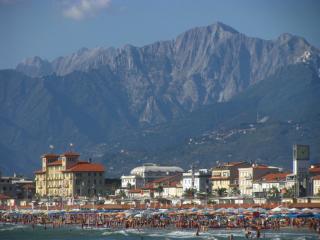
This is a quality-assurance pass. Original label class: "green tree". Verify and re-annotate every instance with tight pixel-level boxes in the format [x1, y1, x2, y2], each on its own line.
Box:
[118, 190, 127, 199]
[155, 185, 164, 198]
[230, 186, 240, 196]
[267, 186, 280, 201]
[282, 186, 294, 198]
[214, 187, 227, 197]
[183, 188, 197, 198]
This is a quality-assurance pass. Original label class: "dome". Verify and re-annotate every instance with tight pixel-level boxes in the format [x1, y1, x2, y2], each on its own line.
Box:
[130, 163, 184, 176]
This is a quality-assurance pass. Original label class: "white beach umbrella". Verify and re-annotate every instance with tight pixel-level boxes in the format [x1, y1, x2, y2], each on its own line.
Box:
[302, 208, 312, 213]
[288, 208, 298, 212]
[271, 207, 282, 213]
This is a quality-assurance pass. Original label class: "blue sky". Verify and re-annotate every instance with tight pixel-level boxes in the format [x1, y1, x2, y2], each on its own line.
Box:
[0, 0, 319, 69]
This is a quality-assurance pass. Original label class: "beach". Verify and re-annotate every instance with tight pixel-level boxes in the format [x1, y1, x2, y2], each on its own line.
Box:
[1, 206, 320, 239]
[0, 223, 319, 240]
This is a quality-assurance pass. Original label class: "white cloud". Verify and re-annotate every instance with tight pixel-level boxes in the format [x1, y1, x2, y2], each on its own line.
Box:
[63, 0, 111, 20]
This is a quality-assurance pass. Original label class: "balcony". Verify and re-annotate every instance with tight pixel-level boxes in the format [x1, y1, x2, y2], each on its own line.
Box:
[245, 175, 252, 180]
[211, 176, 230, 180]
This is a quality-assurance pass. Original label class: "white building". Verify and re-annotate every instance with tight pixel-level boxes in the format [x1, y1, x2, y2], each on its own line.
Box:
[182, 169, 211, 193]
[238, 164, 279, 196]
[313, 176, 320, 196]
[252, 172, 289, 198]
[120, 175, 144, 189]
[121, 163, 183, 189]
[163, 182, 183, 198]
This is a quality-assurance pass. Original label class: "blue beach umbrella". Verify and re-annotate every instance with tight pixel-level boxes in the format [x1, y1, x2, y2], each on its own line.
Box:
[297, 213, 314, 218]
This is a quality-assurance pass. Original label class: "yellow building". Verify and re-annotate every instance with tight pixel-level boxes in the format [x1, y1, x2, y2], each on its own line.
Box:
[212, 162, 251, 194]
[35, 152, 105, 198]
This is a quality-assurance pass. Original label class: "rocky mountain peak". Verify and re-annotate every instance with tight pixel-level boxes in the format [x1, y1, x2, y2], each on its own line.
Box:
[16, 56, 52, 77]
[209, 21, 239, 34]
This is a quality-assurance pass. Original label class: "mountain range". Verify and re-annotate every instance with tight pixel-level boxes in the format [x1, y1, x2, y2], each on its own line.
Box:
[1, 22, 320, 177]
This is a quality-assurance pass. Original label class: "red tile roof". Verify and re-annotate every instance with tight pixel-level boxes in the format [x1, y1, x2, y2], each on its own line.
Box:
[64, 162, 105, 172]
[34, 169, 45, 174]
[128, 189, 143, 193]
[310, 167, 320, 174]
[167, 181, 182, 188]
[47, 160, 62, 166]
[0, 194, 11, 200]
[149, 174, 181, 184]
[227, 161, 248, 166]
[257, 172, 289, 182]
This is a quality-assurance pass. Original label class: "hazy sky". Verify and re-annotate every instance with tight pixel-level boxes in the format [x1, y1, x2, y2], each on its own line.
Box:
[0, 0, 319, 69]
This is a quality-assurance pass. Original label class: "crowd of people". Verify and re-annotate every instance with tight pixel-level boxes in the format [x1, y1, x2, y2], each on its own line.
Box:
[1, 210, 320, 238]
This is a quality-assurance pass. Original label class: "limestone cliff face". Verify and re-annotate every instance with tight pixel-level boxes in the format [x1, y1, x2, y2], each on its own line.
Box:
[15, 22, 319, 125]
[2, 22, 319, 175]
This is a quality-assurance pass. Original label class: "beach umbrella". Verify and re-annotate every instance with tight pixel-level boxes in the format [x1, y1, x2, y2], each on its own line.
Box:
[302, 208, 312, 213]
[312, 208, 320, 213]
[257, 208, 267, 213]
[286, 213, 299, 218]
[226, 207, 235, 213]
[297, 213, 314, 218]
[313, 213, 320, 219]
[270, 207, 282, 213]
[288, 208, 298, 213]
[235, 208, 245, 213]
[215, 208, 226, 213]
[269, 214, 282, 218]
[246, 207, 255, 212]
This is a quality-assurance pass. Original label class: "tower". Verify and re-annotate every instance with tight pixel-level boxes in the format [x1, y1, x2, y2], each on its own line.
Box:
[293, 144, 310, 197]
